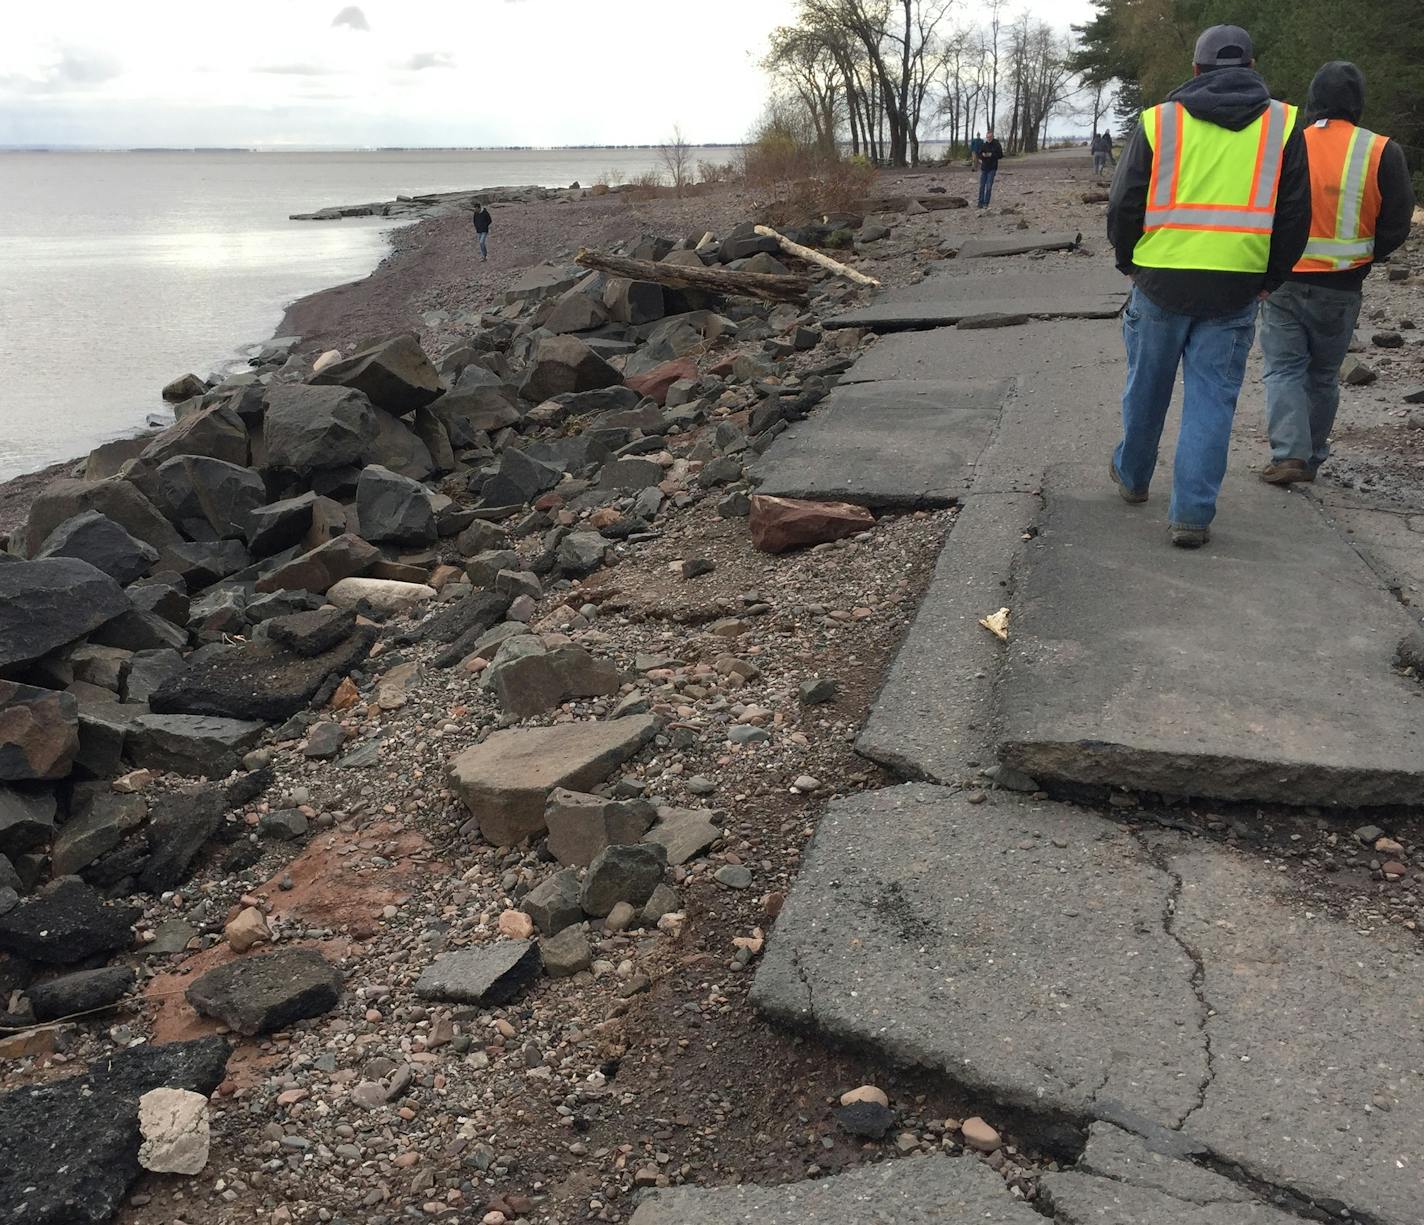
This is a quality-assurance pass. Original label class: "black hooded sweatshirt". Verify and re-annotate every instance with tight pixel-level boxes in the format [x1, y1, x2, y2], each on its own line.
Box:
[1286, 61, 1415, 293]
[1108, 66, 1311, 316]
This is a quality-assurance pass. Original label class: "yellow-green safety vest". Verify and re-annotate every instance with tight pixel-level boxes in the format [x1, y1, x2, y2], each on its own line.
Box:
[1133, 98, 1297, 274]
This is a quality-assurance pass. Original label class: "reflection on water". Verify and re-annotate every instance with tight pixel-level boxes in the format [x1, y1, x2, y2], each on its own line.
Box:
[0, 147, 743, 481]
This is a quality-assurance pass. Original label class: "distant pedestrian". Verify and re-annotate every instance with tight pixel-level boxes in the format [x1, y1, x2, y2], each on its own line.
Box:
[1258, 61, 1415, 485]
[977, 129, 1004, 208]
[1107, 24, 1310, 548]
[1092, 131, 1111, 176]
[968, 131, 984, 169]
[471, 201, 492, 261]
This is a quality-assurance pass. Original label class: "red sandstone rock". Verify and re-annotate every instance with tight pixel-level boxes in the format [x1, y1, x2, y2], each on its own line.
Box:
[748, 495, 874, 554]
[625, 358, 698, 406]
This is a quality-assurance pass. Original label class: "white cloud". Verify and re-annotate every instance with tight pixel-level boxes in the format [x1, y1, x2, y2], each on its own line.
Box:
[331, 5, 370, 31]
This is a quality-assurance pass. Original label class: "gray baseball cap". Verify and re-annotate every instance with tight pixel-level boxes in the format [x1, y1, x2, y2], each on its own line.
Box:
[1194, 24, 1254, 67]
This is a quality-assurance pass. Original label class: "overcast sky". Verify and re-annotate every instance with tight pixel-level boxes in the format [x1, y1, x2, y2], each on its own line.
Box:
[1, 0, 1097, 148]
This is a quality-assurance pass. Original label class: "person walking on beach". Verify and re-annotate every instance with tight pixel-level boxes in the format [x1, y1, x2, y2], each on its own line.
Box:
[1092, 131, 1111, 176]
[1107, 24, 1310, 548]
[968, 131, 983, 169]
[977, 129, 1004, 209]
[471, 201, 492, 261]
[1258, 61, 1415, 485]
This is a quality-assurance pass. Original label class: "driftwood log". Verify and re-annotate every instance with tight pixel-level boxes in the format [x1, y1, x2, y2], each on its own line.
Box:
[575, 249, 809, 304]
[753, 225, 880, 287]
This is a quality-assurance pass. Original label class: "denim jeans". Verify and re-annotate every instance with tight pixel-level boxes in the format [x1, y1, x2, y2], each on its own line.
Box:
[1114, 286, 1258, 529]
[477, 231, 488, 258]
[978, 168, 997, 207]
[1259, 280, 1362, 468]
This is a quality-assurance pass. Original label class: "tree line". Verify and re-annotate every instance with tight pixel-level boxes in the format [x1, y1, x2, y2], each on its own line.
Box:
[762, 0, 1088, 166]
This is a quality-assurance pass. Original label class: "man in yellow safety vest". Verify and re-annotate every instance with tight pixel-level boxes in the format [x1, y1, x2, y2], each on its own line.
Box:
[1259, 62, 1415, 485]
[1108, 25, 1311, 547]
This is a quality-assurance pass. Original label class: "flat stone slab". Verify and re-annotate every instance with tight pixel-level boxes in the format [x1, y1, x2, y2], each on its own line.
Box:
[748, 380, 1011, 509]
[997, 469, 1424, 805]
[629, 1153, 1041, 1224]
[752, 785, 1206, 1126]
[957, 231, 1081, 258]
[827, 266, 1127, 332]
[858, 492, 1039, 782]
[415, 940, 541, 1006]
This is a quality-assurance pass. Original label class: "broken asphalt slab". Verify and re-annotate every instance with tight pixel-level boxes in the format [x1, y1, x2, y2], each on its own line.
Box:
[826, 265, 1128, 332]
[955, 231, 1082, 259]
[628, 1153, 1042, 1224]
[996, 467, 1424, 805]
[748, 380, 1011, 509]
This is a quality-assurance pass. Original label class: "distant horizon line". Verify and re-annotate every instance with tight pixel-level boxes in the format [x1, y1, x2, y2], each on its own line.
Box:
[0, 142, 757, 154]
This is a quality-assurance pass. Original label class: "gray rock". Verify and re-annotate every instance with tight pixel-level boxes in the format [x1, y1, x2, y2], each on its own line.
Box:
[156, 538, 251, 589]
[1340, 354, 1378, 386]
[464, 549, 521, 588]
[355, 463, 437, 544]
[487, 644, 622, 718]
[714, 864, 753, 889]
[311, 333, 443, 413]
[265, 607, 358, 657]
[415, 941, 541, 1005]
[245, 491, 338, 557]
[799, 676, 839, 705]
[640, 882, 682, 925]
[0, 877, 140, 965]
[0, 557, 131, 672]
[138, 775, 268, 892]
[26, 964, 136, 1022]
[556, 531, 609, 577]
[303, 721, 346, 760]
[480, 447, 563, 507]
[128, 713, 265, 777]
[579, 843, 667, 917]
[519, 334, 623, 402]
[598, 458, 663, 490]
[545, 789, 658, 867]
[21, 477, 182, 557]
[0, 1037, 229, 1225]
[122, 649, 187, 705]
[254, 532, 380, 594]
[521, 868, 584, 934]
[260, 808, 309, 840]
[263, 384, 378, 473]
[366, 407, 435, 481]
[643, 807, 720, 865]
[185, 947, 343, 1036]
[153, 455, 267, 540]
[35, 511, 158, 585]
[0, 785, 58, 854]
[50, 789, 147, 877]
[138, 402, 249, 471]
[540, 925, 593, 978]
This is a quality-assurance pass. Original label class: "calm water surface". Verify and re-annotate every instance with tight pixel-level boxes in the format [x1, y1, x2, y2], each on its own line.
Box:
[0, 147, 738, 481]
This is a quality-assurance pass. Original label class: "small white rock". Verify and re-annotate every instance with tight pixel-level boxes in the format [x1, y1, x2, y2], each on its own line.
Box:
[138, 1088, 211, 1175]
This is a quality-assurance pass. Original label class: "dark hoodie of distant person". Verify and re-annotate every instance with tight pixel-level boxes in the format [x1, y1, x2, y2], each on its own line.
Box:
[1108, 61, 1311, 316]
[1287, 60, 1415, 292]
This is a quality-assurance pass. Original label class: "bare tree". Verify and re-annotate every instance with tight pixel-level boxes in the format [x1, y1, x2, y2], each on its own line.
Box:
[659, 124, 692, 196]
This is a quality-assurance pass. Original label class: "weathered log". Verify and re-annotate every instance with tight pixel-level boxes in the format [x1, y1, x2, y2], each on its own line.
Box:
[753, 225, 880, 287]
[575, 249, 809, 303]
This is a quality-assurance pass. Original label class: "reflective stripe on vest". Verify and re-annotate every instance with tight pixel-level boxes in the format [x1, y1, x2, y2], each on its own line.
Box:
[1295, 121, 1388, 273]
[1135, 99, 1297, 274]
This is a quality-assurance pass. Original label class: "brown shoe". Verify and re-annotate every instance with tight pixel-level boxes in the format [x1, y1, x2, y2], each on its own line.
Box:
[1109, 459, 1148, 504]
[1261, 459, 1313, 486]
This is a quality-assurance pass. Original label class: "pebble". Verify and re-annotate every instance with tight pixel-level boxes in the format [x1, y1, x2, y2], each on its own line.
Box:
[961, 1116, 1002, 1152]
[715, 865, 753, 889]
[840, 1084, 889, 1108]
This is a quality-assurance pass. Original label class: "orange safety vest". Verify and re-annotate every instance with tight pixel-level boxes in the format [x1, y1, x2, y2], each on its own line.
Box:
[1134, 98, 1297, 274]
[1294, 119, 1388, 273]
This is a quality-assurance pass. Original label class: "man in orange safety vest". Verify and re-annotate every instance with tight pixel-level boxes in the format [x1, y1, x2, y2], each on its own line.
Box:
[1259, 62, 1415, 484]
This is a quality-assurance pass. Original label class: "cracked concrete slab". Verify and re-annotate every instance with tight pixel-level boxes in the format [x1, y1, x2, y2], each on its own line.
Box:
[1041, 1170, 1300, 1224]
[826, 266, 1127, 332]
[997, 466, 1424, 806]
[1168, 844, 1424, 1225]
[751, 784, 1206, 1126]
[956, 232, 1082, 259]
[857, 492, 1039, 782]
[747, 379, 1010, 509]
[628, 1153, 1042, 1224]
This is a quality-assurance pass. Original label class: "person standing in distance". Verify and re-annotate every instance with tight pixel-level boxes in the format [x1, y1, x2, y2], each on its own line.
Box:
[1258, 62, 1415, 485]
[471, 201, 493, 262]
[1107, 25, 1310, 547]
[977, 128, 1004, 209]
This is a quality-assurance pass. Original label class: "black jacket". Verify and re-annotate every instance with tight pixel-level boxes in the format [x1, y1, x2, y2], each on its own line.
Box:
[472, 208, 492, 234]
[1108, 67, 1311, 316]
[1287, 61, 1416, 293]
[978, 140, 1004, 172]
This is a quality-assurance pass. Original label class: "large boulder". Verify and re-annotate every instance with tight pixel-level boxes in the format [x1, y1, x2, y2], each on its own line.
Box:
[21, 478, 181, 557]
[603, 277, 666, 325]
[263, 385, 378, 474]
[367, 407, 435, 481]
[153, 455, 267, 540]
[518, 335, 623, 402]
[253, 533, 379, 594]
[34, 511, 158, 585]
[138, 403, 249, 471]
[185, 948, 343, 1035]
[311, 334, 444, 413]
[0, 558, 131, 673]
[0, 681, 80, 781]
[544, 291, 609, 335]
[428, 386, 523, 446]
[0, 877, 139, 964]
[162, 373, 208, 402]
[448, 715, 659, 846]
[0, 784, 58, 854]
[245, 491, 343, 557]
[0, 1037, 229, 1225]
[127, 713, 265, 777]
[480, 448, 563, 507]
[626, 357, 699, 407]
[356, 464, 437, 544]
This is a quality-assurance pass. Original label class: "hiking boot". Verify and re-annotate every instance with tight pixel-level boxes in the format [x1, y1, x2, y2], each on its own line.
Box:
[1170, 525, 1211, 549]
[1109, 460, 1148, 504]
[1261, 459, 1313, 485]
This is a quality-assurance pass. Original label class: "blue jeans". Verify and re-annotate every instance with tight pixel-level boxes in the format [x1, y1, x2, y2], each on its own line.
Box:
[1259, 280, 1361, 468]
[1114, 286, 1258, 530]
[477, 231, 488, 258]
[978, 168, 997, 207]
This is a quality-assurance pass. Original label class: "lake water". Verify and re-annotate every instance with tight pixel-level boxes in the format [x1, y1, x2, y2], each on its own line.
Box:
[0, 147, 741, 482]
